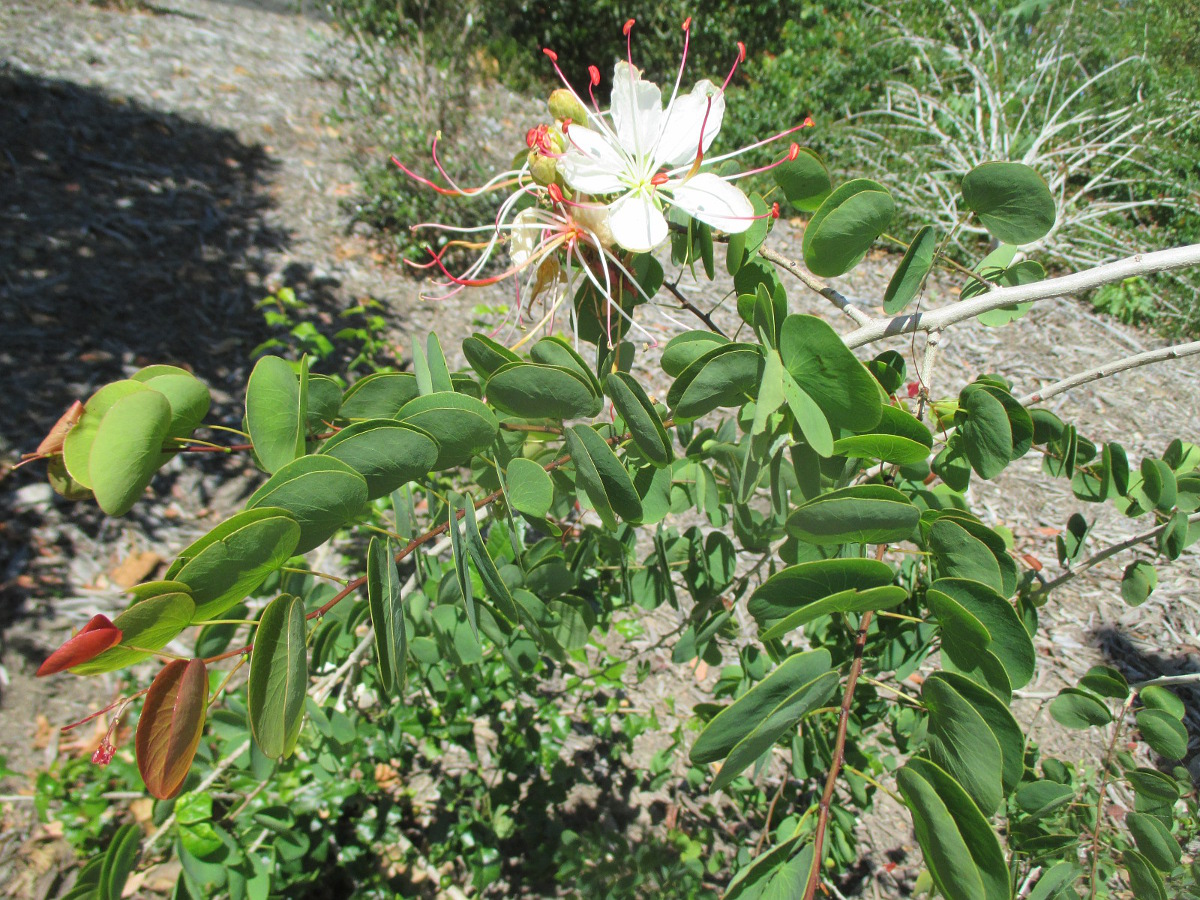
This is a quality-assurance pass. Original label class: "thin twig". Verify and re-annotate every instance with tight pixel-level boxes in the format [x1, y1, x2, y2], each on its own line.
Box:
[1087, 694, 1135, 899]
[663, 280, 727, 336]
[759, 246, 873, 327]
[1018, 340, 1200, 405]
[1132, 672, 1200, 689]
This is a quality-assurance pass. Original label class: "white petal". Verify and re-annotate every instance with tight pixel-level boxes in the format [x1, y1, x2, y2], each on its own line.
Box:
[508, 209, 542, 267]
[666, 173, 755, 234]
[559, 126, 627, 195]
[655, 81, 726, 170]
[610, 62, 663, 166]
[608, 189, 669, 253]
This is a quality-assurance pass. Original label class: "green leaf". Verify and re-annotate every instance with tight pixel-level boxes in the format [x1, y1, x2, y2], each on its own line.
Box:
[668, 343, 763, 420]
[447, 494, 477, 639]
[529, 335, 603, 397]
[461, 498, 520, 624]
[781, 366, 834, 457]
[725, 838, 815, 900]
[1126, 767, 1180, 804]
[605, 372, 672, 467]
[661, 331, 729, 377]
[339, 372, 420, 419]
[1049, 688, 1112, 729]
[961, 162, 1056, 245]
[246, 455, 368, 554]
[960, 387, 1012, 479]
[1079, 665, 1129, 699]
[1136, 708, 1188, 759]
[1014, 781, 1075, 820]
[367, 537, 405, 695]
[774, 147, 831, 212]
[62, 380, 149, 489]
[564, 425, 642, 528]
[929, 519, 1004, 594]
[169, 508, 301, 620]
[304, 374, 342, 432]
[248, 594, 308, 760]
[1126, 812, 1182, 871]
[246, 356, 307, 476]
[395, 391, 499, 469]
[779, 314, 882, 432]
[1026, 862, 1081, 900]
[760, 586, 908, 640]
[923, 675, 1005, 813]
[929, 671, 1025, 794]
[897, 757, 1008, 900]
[748, 558, 897, 624]
[98, 823, 140, 900]
[1140, 685, 1185, 719]
[787, 484, 920, 545]
[1124, 850, 1167, 900]
[930, 577, 1035, 690]
[486, 362, 600, 420]
[462, 333, 521, 378]
[1158, 510, 1189, 560]
[711, 669, 839, 792]
[832, 405, 933, 465]
[883, 225, 938, 314]
[71, 591, 196, 674]
[318, 419, 437, 500]
[424, 333, 454, 393]
[802, 178, 895, 277]
[89, 390, 173, 516]
[140, 373, 211, 440]
[505, 457, 554, 518]
[691, 649, 833, 764]
[971, 260, 1044, 326]
[136, 658, 208, 799]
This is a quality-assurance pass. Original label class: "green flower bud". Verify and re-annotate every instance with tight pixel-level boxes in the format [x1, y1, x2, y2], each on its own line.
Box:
[527, 150, 559, 186]
[548, 89, 588, 128]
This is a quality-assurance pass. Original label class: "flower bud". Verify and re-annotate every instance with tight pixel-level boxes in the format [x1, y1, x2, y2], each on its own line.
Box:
[527, 150, 559, 186]
[548, 89, 588, 128]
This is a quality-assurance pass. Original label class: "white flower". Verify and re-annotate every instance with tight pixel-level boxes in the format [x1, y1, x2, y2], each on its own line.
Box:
[558, 61, 755, 253]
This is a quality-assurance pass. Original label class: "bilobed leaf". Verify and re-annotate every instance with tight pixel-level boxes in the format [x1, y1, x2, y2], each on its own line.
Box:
[930, 671, 1025, 793]
[961, 161, 1056, 245]
[1014, 781, 1075, 820]
[883, 225, 938, 314]
[923, 675, 1005, 813]
[248, 594, 308, 760]
[505, 457, 554, 518]
[395, 391, 498, 469]
[319, 419, 437, 499]
[71, 591, 196, 674]
[691, 649, 832, 764]
[931, 578, 1035, 689]
[246, 356, 307, 474]
[1049, 688, 1112, 729]
[929, 519, 1004, 594]
[246, 455, 368, 554]
[140, 373, 211, 440]
[1140, 685, 1185, 719]
[136, 659, 208, 799]
[424, 333, 454, 393]
[803, 178, 895, 277]
[1136, 708, 1188, 759]
[779, 314, 882, 432]
[36, 614, 123, 677]
[787, 484, 920, 545]
[897, 757, 1008, 900]
[759, 586, 909, 640]
[486, 362, 600, 420]
[530, 335, 603, 397]
[832, 404, 933, 465]
[774, 147, 831, 212]
[605, 372, 672, 467]
[970, 260, 1044, 326]
[1078, 665, 1129, 699]
[725, 837, 814, 900]
[1123, 850, 1167, 900]
[367, 537, 405, 695]
[669, 344, 763, 420]
[1026, 862, 1081, 900]
[463, 333, 521, 378]
[339, 372, 420, 419]
[89, 390, 173, 516]
[781, 366, 834, 458]
[62, 380, 149, 489]
[175, 511, 301, 621]
[305, 374, 342, 432]
[1126, 812, 1182, 871]
[748, 558, 896, 624]
[661, 331, 729, 377]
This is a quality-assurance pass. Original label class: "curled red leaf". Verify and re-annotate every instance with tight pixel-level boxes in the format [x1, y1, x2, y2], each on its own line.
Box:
[136, 659, 208, 799]
[36, 615, 123, 677]
[36, 400, 84, 456]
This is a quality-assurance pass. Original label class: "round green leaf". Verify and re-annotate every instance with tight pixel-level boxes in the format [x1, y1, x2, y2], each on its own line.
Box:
[305, 374, 343, 431]
[90, 390, 173, 516]
[748, 558, 896, 624]
[883, 225, 938, 314]
[529, 335, 603, 397]
[246, 356, 306, 474]
[462, 333, 521, 378]
[779, 314, 882, 432]
[1049, 688, 1112, 729]
[1140, 685, 1185, 719]
[669, 344, 763, 420]
[961, 161, 1056, 245]
[803, 178, 895, 277]
[931, 578, 1035, 689]
[248, 594, 308, 760]
[319, 419, 437, 499]
[141, 373, 211, 440]
[246, 455, 368, 554]
[339, 372, 420, 420]
[661, 331, 730, 377]
[62, 380, 149, 489]
[930, 671, 1025, 794]
[833, 405, 933, 465]
[564, 424, 642, 527]
[485, 362, 600, 420]
[960, 387, 1013, 479]
[774, 147, 832, 212]
[928, 519, 1004, 594]
[505, 457, 554, 518]
[1014, 781, 1075, 820]
[786, 484, 920, 545]
[1136, 708, 1188, 759]
[395, 391, 498, 469]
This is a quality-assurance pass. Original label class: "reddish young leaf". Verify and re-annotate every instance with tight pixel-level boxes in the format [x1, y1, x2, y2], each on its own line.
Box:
[36, 400, 84, 456]
[135, 659, 208, 799]
[36, 615, 123, 676]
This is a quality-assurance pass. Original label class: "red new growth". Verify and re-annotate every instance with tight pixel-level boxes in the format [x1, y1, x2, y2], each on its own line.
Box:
[36, 614, 123, 676]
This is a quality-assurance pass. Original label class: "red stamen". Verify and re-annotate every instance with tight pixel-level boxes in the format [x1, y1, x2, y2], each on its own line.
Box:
[623, 19, 635, 36]
[543, 48, 558, 62]
[589, 65, 600, 86]
[650, 172, 669, 186]
[787, 143, 800, 161]
[526, 127, 538, 148]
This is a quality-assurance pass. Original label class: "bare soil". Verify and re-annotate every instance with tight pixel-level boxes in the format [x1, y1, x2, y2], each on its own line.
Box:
[1, 0, 1196, 897]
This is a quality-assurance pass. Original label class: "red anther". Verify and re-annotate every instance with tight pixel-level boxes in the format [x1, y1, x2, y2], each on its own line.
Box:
[682, 16, 692, 30]
[561, 118, 573, 129]
[623, 18, 635, 36]
[548, 183, 564, 203]
[589, 65, 601, 86]
[803, 116, 815, 128]
[650, 172, 669, 186]
[543, 48, 558, 62]
[907, 382, 920, 398]
[526, 127, 538, 148]
[737, 42, 746, 62]
[770, 202, 781, 219]
[787, 142, 800, 161]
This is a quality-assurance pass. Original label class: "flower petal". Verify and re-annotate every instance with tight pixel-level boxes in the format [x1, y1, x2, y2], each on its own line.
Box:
[610, 62, 662, 168]
[559, 125, 627, 195]
[665, 173, 755, 234]
[608, 189, 669, 253]
[655, 81, 725, 170]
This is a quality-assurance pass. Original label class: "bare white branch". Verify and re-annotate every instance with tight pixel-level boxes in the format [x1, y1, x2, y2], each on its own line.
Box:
[1018, 340, 1200, 406]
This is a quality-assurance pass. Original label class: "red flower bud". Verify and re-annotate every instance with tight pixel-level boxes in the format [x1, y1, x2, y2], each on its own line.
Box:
[36, 614, 123, 677]
[623, 19, 635, 36]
